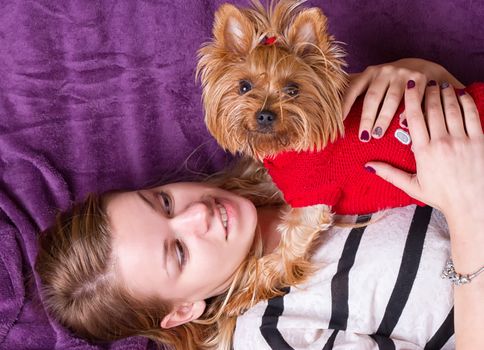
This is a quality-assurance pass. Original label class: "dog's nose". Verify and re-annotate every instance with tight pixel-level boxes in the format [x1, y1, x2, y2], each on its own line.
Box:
[256, 110, 277, 127]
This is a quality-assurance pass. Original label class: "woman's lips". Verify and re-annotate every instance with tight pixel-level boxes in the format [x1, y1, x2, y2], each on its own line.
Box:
[216, 203, 228, 229]
[217, 198, 235, 240]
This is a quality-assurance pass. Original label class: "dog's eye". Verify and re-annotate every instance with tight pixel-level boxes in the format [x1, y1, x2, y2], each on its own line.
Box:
[239, 80, 252, 94]
[284, 84, 299, 97]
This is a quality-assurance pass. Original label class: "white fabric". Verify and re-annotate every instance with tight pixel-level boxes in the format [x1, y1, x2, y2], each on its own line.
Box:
[234, 205, 455, 350]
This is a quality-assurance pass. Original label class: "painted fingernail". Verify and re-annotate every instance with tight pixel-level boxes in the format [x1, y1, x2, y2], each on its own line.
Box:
[365, 166, 376, 173]
[407, 80, 416, 89]
[440, 81, 449, 89]
[457, 88, 466, 96]
[360, 130, 370, 141]
[427, 80, 437, 87]
[372, 126, 383, 138]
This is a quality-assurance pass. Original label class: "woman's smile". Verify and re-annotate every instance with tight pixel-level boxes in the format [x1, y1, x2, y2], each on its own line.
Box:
[108, 181, 258, 302]
[216, 197, 236, 240]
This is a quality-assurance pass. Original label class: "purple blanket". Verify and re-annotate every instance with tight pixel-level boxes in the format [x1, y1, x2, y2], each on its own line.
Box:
[0, 1, 483, 349]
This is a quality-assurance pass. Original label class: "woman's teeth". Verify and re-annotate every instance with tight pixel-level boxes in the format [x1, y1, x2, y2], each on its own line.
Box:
[216, 203, 228, 228]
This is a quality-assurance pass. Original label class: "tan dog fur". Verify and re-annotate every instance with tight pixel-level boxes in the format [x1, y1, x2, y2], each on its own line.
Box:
[197, 0, 348, 310]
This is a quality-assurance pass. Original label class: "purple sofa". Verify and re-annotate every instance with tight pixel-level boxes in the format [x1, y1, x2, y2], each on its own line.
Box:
[0, 1, 483, 349]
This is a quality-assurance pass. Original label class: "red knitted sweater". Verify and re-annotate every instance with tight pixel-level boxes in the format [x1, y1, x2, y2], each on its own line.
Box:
[263, 83, 484, 215]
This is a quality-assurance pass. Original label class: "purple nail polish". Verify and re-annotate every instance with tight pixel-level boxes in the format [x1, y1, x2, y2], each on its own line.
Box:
[360, 130, 370, 141]
[373, 126, 383, 137]
[407, 80, 416, 89]
[427, 80, 437, 87]
[365, 166, 376, 174]
[457, 88, 466, 96]
[440, 81, 449, 89]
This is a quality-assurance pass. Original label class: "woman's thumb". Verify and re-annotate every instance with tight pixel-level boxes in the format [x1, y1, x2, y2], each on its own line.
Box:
[365, 162, 419, 198]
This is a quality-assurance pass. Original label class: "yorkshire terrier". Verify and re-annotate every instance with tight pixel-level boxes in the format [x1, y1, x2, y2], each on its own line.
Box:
[196, 0, 484, 308]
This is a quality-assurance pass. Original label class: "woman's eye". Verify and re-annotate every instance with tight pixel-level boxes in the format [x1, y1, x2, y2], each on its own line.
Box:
[175, 239, 186, 268]
[284, 83, 299, 97]
[239, 80, 252, 94]
[158, 191, 172, 215]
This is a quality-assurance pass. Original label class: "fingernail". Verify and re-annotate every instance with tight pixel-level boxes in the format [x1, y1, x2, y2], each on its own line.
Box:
[399, 112, 408, 128]
[457, 88, 466, 96]
[427, 80, 437, 87]
[407, 80, 416, 89]
[372, 126, 383, 137]
[440, 81, 449, 89]
[365, 166, 376, 173]
[360, 130, 370, 141]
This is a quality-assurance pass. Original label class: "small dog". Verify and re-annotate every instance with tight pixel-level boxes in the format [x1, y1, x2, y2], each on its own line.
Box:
[197, 0, 348, 306]
[196, 0, 483, 307]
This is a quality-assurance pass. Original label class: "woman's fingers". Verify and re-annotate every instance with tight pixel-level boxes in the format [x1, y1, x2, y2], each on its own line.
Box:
[424, 81, 447, 138]
[365, 162, 421, 201]
[371, 82, 406, 139]
[371, 80, 484, 216]
[441, 83, 466, 137]
[366, 74, 426, 140]
[458, 91, 483, 138]
[342, 72, 368, 120]
[358, 77, 390, 142]
[404, 80, 429, 148]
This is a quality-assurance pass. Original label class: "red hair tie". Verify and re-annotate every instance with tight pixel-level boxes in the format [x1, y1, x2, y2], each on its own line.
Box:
[262, 36, 277, 45]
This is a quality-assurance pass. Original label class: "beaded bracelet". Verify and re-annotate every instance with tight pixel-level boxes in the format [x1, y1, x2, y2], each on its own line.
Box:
[441, 259, 484, 286]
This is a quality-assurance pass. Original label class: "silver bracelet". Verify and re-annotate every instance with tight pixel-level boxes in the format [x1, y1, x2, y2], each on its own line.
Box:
[441, 259, 484, 286]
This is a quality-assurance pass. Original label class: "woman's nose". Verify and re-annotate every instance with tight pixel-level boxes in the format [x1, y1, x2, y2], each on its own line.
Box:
[172, 201, 212, 237]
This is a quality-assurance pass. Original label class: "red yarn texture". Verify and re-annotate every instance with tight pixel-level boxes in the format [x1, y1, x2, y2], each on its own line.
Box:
[264, 82, 484, 215]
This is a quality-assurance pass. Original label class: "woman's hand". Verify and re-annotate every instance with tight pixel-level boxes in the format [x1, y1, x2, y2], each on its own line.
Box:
[366, 81, 484, 225]
[342, 58, 465, 142]
[367, 80, 484, 350]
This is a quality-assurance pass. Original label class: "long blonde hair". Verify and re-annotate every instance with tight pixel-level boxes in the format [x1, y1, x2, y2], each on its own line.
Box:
[35, 159, 307, 350]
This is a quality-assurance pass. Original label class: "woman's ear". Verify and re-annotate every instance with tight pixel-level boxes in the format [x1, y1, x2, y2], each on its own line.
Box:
[160, 300, 206, 329]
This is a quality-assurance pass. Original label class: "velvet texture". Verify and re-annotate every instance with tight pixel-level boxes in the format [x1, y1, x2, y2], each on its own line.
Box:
[0, 1, 483, 349]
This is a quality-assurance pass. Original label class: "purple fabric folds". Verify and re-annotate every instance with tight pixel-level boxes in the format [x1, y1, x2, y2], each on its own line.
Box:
[0, 0, 483, 349]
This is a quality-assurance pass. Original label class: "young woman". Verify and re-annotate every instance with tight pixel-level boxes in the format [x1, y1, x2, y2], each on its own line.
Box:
[35, 59, 483, 350]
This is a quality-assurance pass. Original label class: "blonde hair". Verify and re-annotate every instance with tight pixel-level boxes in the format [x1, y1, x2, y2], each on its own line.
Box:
[35, 158, 307, 350]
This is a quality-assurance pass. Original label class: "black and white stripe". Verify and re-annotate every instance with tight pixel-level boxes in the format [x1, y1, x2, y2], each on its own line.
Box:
[424, 308, 454, 350]
[234, 205, 455, 350]
[375, 205, 432, 336]
[328, 214, 372, 331]
[322, 330, 339, 350]
[260, 287, 294, 350]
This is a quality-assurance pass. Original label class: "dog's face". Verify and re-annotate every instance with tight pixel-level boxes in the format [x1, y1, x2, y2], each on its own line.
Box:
[197, 0, 347, 160]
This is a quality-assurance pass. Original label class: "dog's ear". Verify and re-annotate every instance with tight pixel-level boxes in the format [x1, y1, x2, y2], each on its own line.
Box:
[287, 8, 330, 55]
[213, 4, 255, 55]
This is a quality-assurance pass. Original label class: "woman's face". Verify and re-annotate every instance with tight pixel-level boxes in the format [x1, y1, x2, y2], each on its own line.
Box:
[107, 182, 257, 304]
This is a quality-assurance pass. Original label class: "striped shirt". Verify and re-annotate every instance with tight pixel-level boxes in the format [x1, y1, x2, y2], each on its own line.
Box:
[234, 205, 455, 349]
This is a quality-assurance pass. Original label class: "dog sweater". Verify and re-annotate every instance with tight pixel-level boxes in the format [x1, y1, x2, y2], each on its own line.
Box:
[263, 82, 484, 215]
